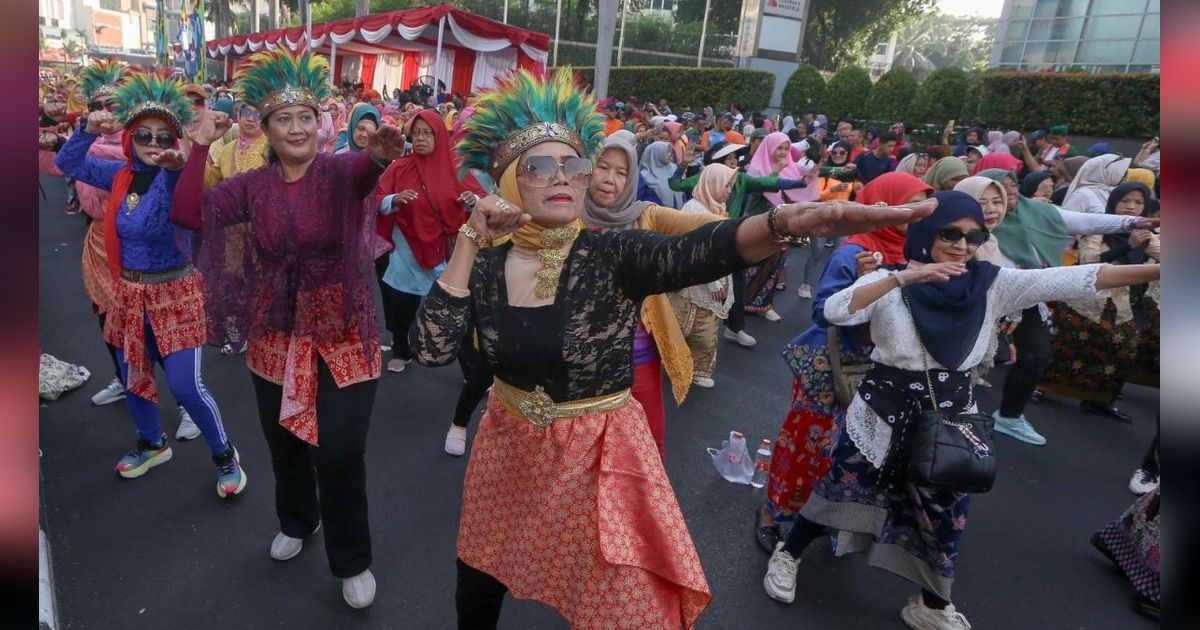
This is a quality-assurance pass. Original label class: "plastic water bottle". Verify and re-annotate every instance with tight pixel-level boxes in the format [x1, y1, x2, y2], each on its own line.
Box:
[750, 439, 772, 488]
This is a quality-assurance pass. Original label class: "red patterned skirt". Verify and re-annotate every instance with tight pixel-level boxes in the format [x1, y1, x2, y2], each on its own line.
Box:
[102, 270, 206, 402]
[457, 394, 712, 629]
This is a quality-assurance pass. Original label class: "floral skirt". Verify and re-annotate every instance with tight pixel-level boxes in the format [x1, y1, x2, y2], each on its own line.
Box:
[744, 250, 786, 313]
[457, 395, 711, 629]
[1129, 298, 1159, 388]
[1097, 488, 1160, 603]
[1039, 300, 1137, 403]
[800, 431, 971, 601]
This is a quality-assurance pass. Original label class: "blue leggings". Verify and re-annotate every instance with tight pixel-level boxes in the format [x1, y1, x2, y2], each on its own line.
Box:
[115, 322, 228, 456]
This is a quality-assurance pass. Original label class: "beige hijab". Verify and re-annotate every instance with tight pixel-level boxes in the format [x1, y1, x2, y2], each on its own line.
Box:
[953, 176, 1008, 265]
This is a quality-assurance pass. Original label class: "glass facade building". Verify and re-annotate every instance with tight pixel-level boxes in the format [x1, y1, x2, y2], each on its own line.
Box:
[990, 0, 1159, 73]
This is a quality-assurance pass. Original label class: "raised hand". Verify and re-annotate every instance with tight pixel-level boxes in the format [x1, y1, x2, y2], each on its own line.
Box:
[1131, 217, 1159, 231]
[186, 110, 231, 147]
[149, 148, 187, 171]
[855, 250, 881, 277]
[779, 198, 937, 239]
[85, 111, 120, 136]
[367, 124, 406, 162]
[898, 261, 967, 284]
[467, 194, 531, 244]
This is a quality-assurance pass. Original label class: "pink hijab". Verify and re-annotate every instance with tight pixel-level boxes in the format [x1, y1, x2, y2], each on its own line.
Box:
[748, 131, 808, 205]
[663, 120, 685, 162]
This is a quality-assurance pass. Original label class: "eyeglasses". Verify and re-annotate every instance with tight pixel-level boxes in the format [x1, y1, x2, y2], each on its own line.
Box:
[516, 155, 593, 187]
[238, 107, 261, 121]
[131, 128, 177, 148]
[409, 128, 435, 138]
[88, 100, 118, 113]
[937, 227, 990, 246]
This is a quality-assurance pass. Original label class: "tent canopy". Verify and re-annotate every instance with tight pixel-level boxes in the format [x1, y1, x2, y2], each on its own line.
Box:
[206, 4, 549, 97]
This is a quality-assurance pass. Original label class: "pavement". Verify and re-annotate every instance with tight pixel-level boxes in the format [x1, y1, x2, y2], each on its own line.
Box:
[38, 173, 1158, 629]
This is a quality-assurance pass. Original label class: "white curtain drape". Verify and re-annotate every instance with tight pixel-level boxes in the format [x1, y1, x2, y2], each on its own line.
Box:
[418, 50, 456, 91]
[471, 48, 518, 93]
[374, 54, 405, 96]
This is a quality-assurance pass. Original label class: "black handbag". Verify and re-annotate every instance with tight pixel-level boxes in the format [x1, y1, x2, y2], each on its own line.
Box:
[901, 294, 998, 494]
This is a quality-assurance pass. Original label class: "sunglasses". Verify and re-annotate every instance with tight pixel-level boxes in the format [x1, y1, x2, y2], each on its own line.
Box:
[131, 128, 177, 148]
[937, 227, 990, 246]
[88, 100, 118, 113]
[191, 98, 207, 107]
[517, 155, 593, 187]
[238, 107, 261, 121]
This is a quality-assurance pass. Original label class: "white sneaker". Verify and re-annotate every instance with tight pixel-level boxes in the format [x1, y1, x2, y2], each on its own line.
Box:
[1128, 468, 1159, 495]
[270, 522, 320, 561]
[693, 376, 715, 388]
[444, 424, 468, 456]
[900, 593, 972, 630]
[723, 328, 757, 347]
[386, 358, 411, 373]
[763, 308, 782, 322]
[175, 406, 201, 441]
[796, 284, 813, 299]
[91, 377, 126, 405]
[342, 569, 377, 609]
[762, 542, 800, 604]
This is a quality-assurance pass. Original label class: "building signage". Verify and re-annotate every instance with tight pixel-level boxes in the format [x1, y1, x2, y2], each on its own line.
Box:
[763, 0, 806, 21]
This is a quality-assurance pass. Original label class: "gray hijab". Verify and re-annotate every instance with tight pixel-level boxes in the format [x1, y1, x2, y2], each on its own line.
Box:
[583, 135, 654, 232]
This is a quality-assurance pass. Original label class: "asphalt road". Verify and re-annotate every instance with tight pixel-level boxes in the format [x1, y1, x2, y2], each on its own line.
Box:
[38, 174, 1158, 629]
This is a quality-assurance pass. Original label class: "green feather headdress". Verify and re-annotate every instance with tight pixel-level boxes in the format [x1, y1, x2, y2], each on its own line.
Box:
[78, 58, 129, 102]
[235, 48, 331, 119]
[456, 67, 605, 180]
[113, 69, 196, 136]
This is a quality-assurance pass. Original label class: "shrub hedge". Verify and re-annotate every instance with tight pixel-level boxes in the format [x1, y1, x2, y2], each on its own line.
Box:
[823, 66, 873, 121]
[865, 68, 918, 123]
[976, 71, 1159, 138]
[550, 66, 1158, 139]
[781, 64, 826, 115]
[559, 66, 776, 112]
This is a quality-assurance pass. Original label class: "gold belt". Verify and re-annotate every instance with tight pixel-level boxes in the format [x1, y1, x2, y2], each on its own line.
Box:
[492, 378, 631, 429]
[120, 265, 194, 284]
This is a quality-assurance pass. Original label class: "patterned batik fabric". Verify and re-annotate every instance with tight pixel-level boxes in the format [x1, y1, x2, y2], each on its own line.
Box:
[102, 272, 206, 402]
[246, 285, 381, 446]
[457, 396, 712, 629]
[1129, 297, 1160, 388]
[801, 430, 972, 601]
[767, 331, 868, 520]
[1039, 300, 1137, 404]
[1097, 487, 1160, 604]
[743, 249, 787, 313]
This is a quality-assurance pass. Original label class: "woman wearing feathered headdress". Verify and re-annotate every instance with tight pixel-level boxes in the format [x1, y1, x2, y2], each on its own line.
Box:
[410, 67, 936, 628]
[172, 48, 407, 609]
[54, 69, 246, 498]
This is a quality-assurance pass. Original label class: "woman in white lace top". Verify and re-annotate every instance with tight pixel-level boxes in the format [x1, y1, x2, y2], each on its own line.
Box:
[761, 191, 1160, 630]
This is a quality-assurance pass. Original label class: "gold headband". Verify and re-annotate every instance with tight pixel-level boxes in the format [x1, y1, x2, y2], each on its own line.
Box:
[259, 87, 319, 119]
[89, 85, 117, 100]
[490, 122, 584, 179]
[124, 101, 184, 136]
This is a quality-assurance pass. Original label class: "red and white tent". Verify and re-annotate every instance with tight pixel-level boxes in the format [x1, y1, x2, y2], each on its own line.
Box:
[206, 4, 549, 97]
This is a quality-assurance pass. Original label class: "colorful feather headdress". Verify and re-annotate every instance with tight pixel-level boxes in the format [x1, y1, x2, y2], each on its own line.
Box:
[78, 59, 130, 102]
[113, 69, 196, 135]
[456, 67, 605, 180]
[235, 48, 331, 119]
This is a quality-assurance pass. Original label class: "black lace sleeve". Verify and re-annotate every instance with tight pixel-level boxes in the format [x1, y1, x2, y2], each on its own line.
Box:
[609, 217, 748, 299]
[410, 282, 472, 367]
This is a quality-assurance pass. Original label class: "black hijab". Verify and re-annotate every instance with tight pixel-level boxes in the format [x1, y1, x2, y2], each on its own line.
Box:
[1019, 171, 1051, 199]
[901, 191, 1002, 371]
[1102, 182, 1153, 265]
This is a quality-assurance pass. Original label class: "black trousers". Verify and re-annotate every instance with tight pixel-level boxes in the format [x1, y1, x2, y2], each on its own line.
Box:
[453, 338, 494, 428]
[1142, 420, 1160, 475]
[375, 256, 424, 361]
[252, 359, 377, 578]
[727, 268, 747, 333]
[456, 558, 508, 629]
[96, 311, 121, 379]
[999, 306, 1053, 419]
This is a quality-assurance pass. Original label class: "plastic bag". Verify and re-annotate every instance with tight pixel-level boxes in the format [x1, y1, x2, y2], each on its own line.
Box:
[39, 353, 90, 401]
[706, 430, 754, 485]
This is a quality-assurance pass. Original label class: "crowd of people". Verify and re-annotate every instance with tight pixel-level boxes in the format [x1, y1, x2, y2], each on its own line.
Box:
[38, 56, 1161, 629]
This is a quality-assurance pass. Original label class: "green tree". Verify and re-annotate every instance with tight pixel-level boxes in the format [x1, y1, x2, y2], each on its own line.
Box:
[866, 67, 917, 122]
[780, 64, 825, 116]
[675, 0, 741, 33]
[822, 66, 872, 120]
[891, 12, 995, 81]
[803, 0, 935, 71]
[910, 66, 969, 125]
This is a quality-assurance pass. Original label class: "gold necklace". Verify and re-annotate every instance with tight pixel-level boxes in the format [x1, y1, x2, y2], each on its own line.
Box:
[532, 226, 580, 300]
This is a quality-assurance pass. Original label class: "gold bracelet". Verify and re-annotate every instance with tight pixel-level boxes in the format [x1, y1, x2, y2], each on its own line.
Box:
[458, 224, 490, 248]
[767, 205, 810, 246]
